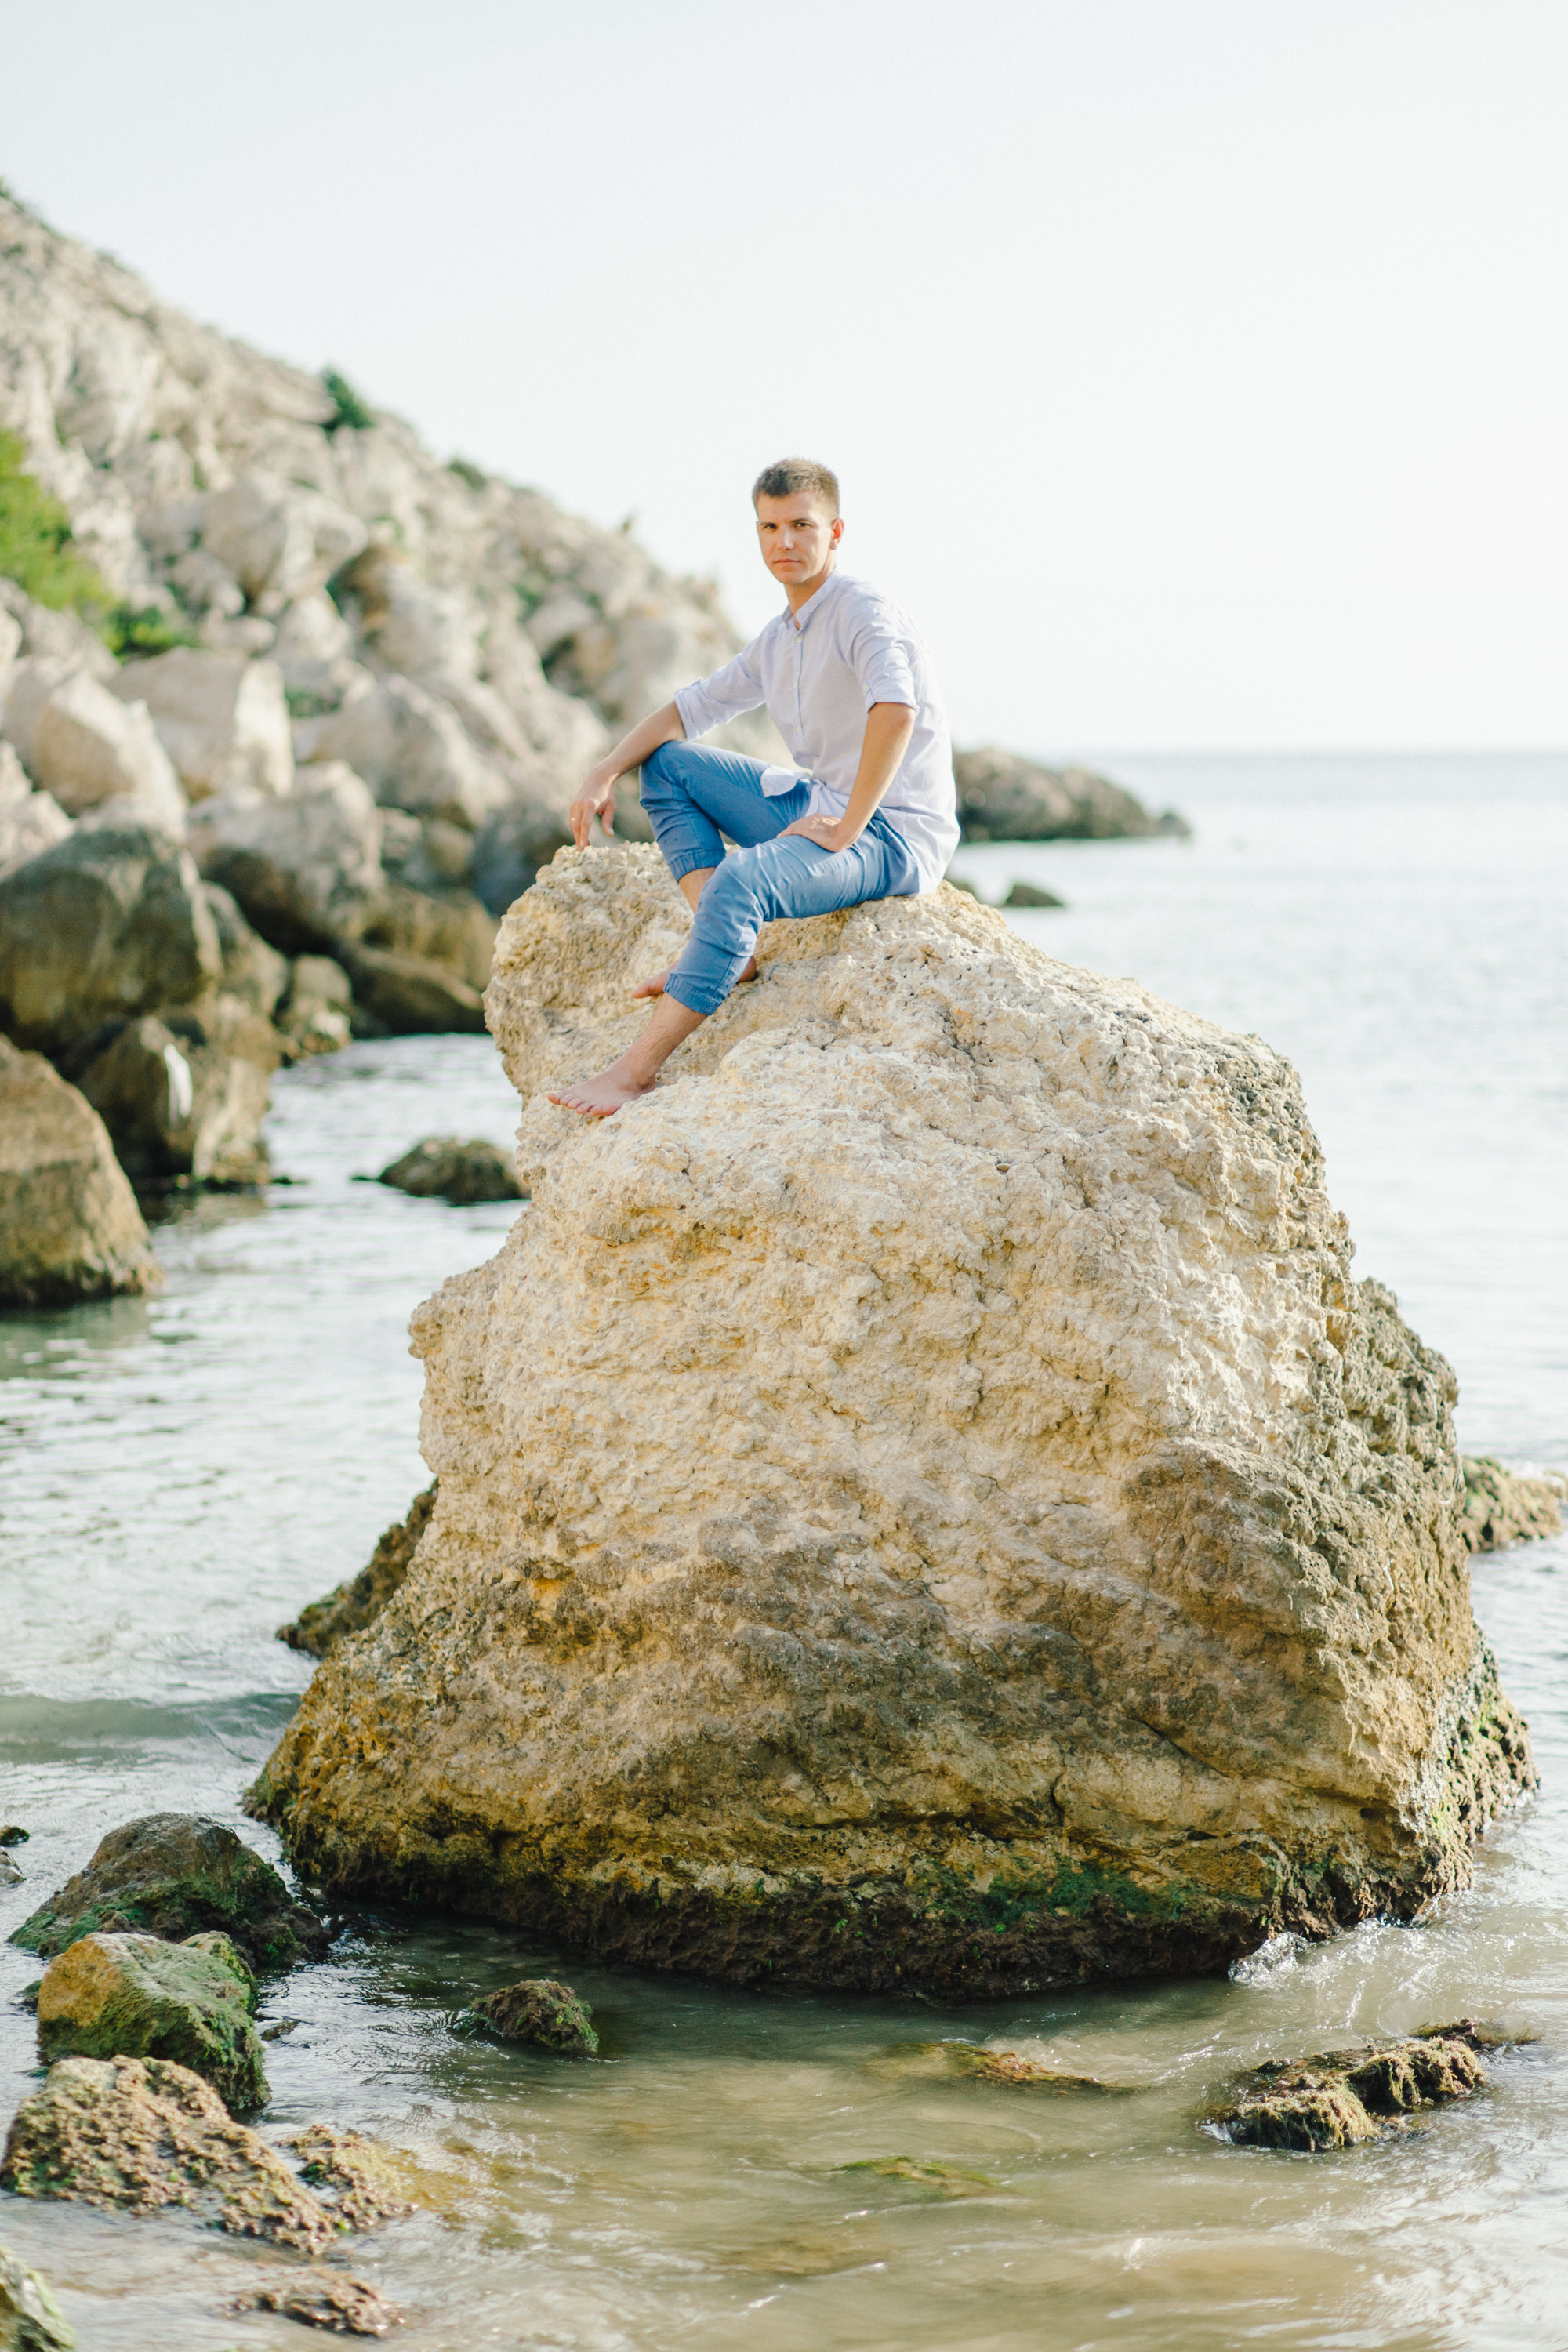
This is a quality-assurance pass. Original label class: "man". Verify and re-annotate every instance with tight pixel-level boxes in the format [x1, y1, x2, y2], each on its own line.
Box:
[547, 456, 958, 1117]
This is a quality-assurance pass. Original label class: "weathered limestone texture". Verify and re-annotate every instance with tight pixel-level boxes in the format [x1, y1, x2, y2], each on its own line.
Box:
[254, 846, 1532, 1993]
[0, 1039, 159, 1305]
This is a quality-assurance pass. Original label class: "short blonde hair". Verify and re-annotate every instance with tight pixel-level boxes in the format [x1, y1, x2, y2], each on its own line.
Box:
[752, 457, 840, 516]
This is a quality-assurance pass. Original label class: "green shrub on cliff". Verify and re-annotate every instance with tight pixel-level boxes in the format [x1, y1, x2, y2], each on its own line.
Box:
[0, 428, 107, 611]
[322, 368, 375, 434]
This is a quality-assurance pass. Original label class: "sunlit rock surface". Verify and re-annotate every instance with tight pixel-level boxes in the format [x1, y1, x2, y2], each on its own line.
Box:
[255, 846, 1532, 1993]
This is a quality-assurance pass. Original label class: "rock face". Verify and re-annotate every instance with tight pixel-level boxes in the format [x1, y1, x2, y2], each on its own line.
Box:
[9, 1813, 327, 1973]
[278, 1486, 437, 1659]
[1, 2056, 339, 2249]
[0, 1038, 159, 1305]
[953, 747, 1190, 842]
[36, 1930, 267, 2112]
[252, 846, 1531, 1994]
[377, 1136, 524, 1204]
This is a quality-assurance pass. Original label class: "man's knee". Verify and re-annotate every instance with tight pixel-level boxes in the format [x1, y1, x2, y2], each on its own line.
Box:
[639, 740, 682, 805]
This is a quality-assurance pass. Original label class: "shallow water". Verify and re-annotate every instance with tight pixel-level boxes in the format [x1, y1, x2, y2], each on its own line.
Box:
[2, 754, 1566, 2350]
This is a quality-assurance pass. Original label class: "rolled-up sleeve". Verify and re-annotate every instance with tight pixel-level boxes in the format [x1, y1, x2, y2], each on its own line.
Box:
[673, 644, 766, 739]
[847, 606, 917, 711]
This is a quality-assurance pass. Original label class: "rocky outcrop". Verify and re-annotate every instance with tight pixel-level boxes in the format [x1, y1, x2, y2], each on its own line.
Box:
[250, 845, 1531, 1995]
[0, 2244, 74, 2351]
[376, 1137, 523, 1204]
[1459, 1454, 1565, 1554]
[35, 1930, 267, 2112]
[0, 1038, 159, 1305]
[1214, 2024, 1496, 2150]
[954, 747, 1189, 842]
[278, 1486, 437, 1659]
[9, 1813, 328, 1972]
[1, 2056, 339, 2249]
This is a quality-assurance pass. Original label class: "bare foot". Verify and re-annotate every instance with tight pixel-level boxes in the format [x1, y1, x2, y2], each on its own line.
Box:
[546, 1069, 656, 1118]
[630, 959, 757, 1000]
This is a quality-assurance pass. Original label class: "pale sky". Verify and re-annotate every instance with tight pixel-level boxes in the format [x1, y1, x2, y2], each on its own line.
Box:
[2, 0, 1564, 751]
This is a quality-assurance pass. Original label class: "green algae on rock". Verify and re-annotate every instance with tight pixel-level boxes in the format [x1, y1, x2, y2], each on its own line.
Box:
[468, 1977, 598, 2055]
[0, 2056, 339, 2249]
[249, 849, 1534, 1994]
[9, 1813, 327, 1973]
[1214, 2025, 1494, 2150]
[0, 2242, 74, 2352]
[35, 1930, 268, 2112]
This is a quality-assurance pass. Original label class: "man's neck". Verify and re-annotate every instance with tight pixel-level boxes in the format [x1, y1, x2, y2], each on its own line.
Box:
[783, 557, 837, 617]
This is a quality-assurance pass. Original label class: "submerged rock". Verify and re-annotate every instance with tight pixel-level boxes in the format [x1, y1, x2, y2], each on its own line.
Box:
[376, 1137, 523, 1205]
[9, 1813, 328, 1972]
[285, 2125, 415, 2228]
[232, 2270, 402, 2337]
[0, 2242, 74, 2351]
[36, 1930, 267, 2111]
[0, 2056, 335, 2248]
[1215, 2025, 1493, 2150]
[0, 1039, 160, 1306]
[468, 1977, 597, 2055]
[1459, 1454, 1565, 1554]
[1002, 880, 1065, 909]
[251, 845, 1532, 1994]
[278, 1485, 437, 1659]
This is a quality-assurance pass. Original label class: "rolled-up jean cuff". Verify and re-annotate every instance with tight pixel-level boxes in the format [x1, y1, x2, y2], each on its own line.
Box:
[662, 970, 727, 1018]
[664, 848, 716, 885]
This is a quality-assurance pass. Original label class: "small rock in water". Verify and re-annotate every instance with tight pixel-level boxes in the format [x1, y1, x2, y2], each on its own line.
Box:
[0, 2241, 74, 2350]
[232, 2270, 402, 2336]
[1, 2056, 339, 2249]
[0, 1855, 21, 1887]
[468, 1977, 597, 2054]
[1002, 880, 1065, 909]
[840, 2155, 996, 2194]
[1214, 2024, 1493, 2150]
[376, 1136, 523, 1205]
[8, 1813, 328, 1972]
[36, 1929, 268, 2112]
[274, 1484, 437, 1659]
[1459, 1454, 1566, 1554]
[285, 2125, 416, 2228]
[884, 2041, 1129, 2092]
[0, 1825, 30, 1846]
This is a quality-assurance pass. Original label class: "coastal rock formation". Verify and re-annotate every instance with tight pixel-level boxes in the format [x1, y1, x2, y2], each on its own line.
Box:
[35, 1930, 267, 2112]
[1458, 1454, 1565, 1554]
[0, 1038, 159, 1305]
[954, 746, 1189, 842]
[9, 1813, 328, 1973]
[1, 2056, 339, 2250]
[377, 1136, 524, 1204]
[252, 846, 1531, 1994]
[1214, 2024, 1495, 2150]
[468, 1978, 598, 2055]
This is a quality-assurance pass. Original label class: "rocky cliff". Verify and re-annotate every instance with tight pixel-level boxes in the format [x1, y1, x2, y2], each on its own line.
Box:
[252, 845, 1531, 1994]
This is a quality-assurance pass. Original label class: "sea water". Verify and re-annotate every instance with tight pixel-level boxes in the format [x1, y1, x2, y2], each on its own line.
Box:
[1, 754, 1565, 2350]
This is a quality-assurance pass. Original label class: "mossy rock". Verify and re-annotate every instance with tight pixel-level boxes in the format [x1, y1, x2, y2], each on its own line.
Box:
[36, 1930, 268, 2113]
[1214, 2024, 1492, 2150]
[467, 1976, 597, 2055]
[0, 2241, 74, 2350]
[8, 1813, 327, 1972]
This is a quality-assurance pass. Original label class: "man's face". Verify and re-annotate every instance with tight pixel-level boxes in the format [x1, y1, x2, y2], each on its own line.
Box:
[754, 492, 842, 589]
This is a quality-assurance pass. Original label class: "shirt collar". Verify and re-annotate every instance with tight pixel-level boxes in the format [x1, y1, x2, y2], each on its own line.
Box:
[782, 565, 848, 633]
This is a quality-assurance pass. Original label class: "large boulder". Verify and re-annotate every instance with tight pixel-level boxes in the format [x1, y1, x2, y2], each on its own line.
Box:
[3, 662, 186, 835]
[0, 1040, 159, 1306]
[953, 746, 1189, 842]
[74, 999, 278, 1187]
[0, 744, 72, 881]
[35, 1930, 268, 2112]
[299, 671, 510, 830]
[189, 759, 383, 954]
[249, 846, 1532, 1995]
[108, 647, 292, 800]
[9, 1813, 328, 1972]
[199, 471, 368, 614]
[0, 825, 221, 1057]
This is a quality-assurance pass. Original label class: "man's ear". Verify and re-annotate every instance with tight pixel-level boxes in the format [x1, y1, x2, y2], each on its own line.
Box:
[830, 517, 845, 547]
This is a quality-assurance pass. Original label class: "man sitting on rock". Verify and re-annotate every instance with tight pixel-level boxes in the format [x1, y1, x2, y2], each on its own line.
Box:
[547, 456, 959, 1116]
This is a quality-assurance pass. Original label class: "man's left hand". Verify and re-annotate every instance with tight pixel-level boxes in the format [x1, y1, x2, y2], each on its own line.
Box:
[780, 811, 857, 852]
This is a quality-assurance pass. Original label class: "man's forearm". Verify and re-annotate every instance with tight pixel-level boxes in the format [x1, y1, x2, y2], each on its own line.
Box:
[569, 701, 686, 845]
[835, 702, 916, 844]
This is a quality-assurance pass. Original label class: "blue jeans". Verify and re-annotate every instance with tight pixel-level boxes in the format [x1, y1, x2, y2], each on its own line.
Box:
[639, 741, 920, 1017]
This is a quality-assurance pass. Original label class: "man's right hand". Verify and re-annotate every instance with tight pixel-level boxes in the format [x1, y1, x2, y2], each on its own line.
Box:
[568, 769, 618, 848]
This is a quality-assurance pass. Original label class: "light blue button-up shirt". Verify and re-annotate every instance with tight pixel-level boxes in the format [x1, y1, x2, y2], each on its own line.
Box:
[673, 568, 959, 891]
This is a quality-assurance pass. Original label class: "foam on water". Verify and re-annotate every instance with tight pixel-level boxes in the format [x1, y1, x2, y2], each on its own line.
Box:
[2, 755, 1566, 2350]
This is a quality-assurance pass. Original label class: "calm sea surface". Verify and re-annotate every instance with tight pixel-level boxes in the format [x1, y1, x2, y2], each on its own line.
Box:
[2, 754, 1565, 2350]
